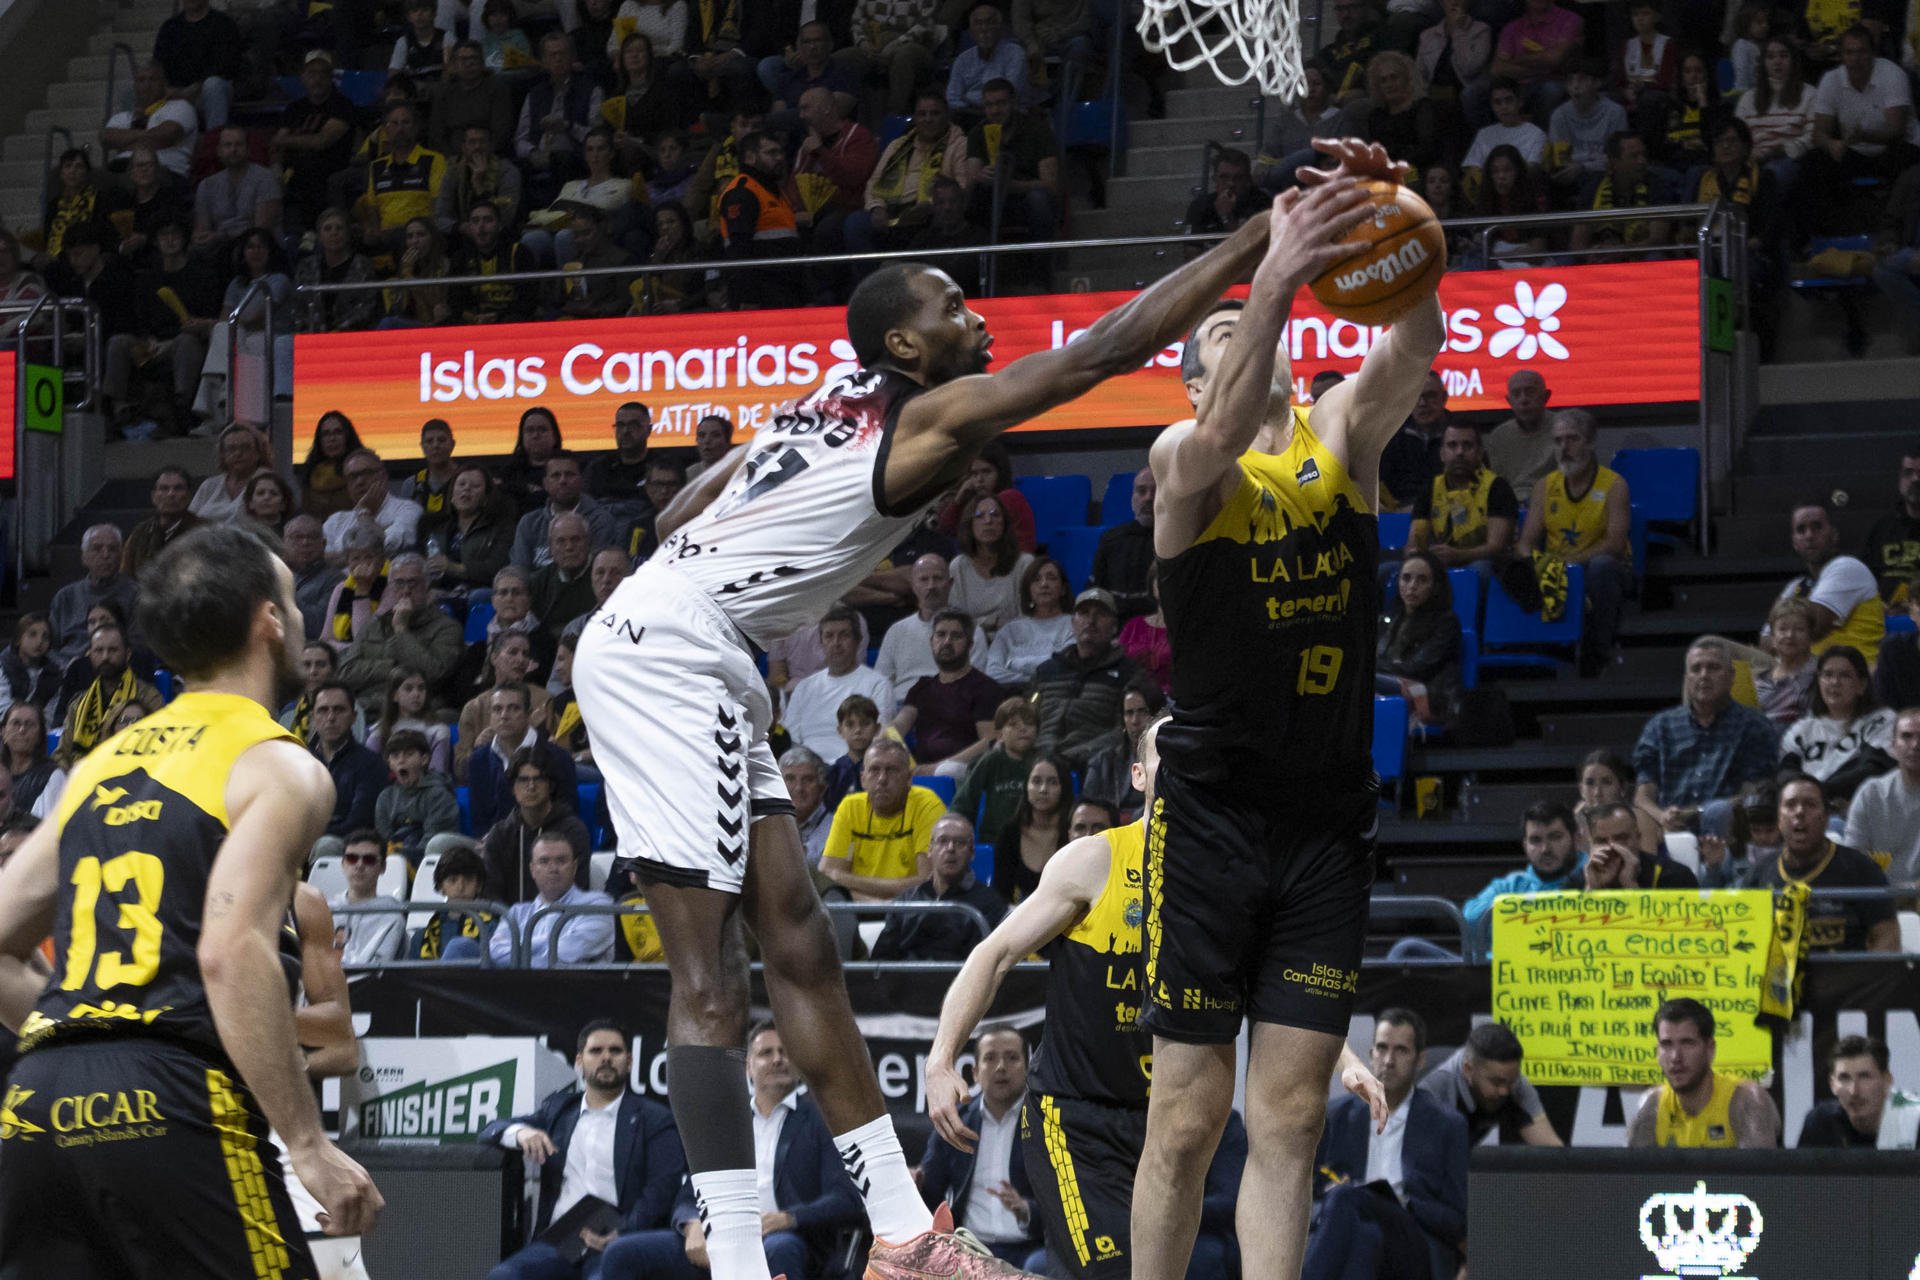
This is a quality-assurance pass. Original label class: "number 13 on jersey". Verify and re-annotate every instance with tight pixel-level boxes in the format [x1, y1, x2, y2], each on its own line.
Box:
[61, 852, 165, 992]
[1296, 645, 1344, 695]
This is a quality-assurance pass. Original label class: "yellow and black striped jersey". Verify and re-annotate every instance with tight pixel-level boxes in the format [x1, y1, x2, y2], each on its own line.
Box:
[20, 692, 304, 1063]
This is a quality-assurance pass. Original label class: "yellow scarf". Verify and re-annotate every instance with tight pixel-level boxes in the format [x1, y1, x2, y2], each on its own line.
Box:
[870, 132, 951, 211]
[289, 692, 314, 745]
[1698, 161, 1758, 207]
[1759, 881, 1810, 1024]
[71, 667, 134, 755]
[332, 573, 385, 642]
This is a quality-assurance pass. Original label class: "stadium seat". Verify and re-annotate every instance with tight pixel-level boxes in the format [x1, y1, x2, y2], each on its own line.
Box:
[880, 114, 911, 146]
[1899, 911, 1920, 953]
[275, 70, 387, 107]
[577, 782, 606, 846]
[154, 669, 173, 700]
[455, 786, 472, 836]
[1448, 567, 1482, 636]
[1887, 613, 1918, 636]
[307, 855, 347, 900]
[1460, 629, 1480, 690]
[1048, 526, 1103, 592]
[464, 602, 495, 644]
[589, 851, 615, 893]
[1628, 504, 1650, 579]
[1100, 472, 1136, 526]
[920, 775, 957, 807]
[379, 854, 411, 900]
[1016, 475, 1093, 538]
[973, 842, 995, 886]
[1065, 98, 1128, 155]
[1480, 563, 1586, 671]
[1371, 697, 1408, 795]
[1378, 512, 1412, 552]
[1609, 448, 1699, 530]
[407, 851, 445, 933]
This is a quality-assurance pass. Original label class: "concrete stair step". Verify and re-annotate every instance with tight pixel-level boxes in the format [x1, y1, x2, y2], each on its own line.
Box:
[68, 54, 114, 81]
[1070, 204, 1191, 241]
[1731, 470, 1887, 511]
[1603, 643, 1689, 680]
[1616, 611, 1760, 640]
[1128, 112, 1263, 151]
[1714, 507, 1876, 555]
[1744, 432, 1920, 476]
[26, 106, 103, 135]
[4, 130, 96, 164]
[0, 161, 43, 191]
[1162, 83, 1268, 118]
[48, 82, 111, 112]
[1124, 143, 1215, 180]
[89, 29, 163, 55]
[1665, 580, 1791, 617]
[1535, 710, 1654, 748]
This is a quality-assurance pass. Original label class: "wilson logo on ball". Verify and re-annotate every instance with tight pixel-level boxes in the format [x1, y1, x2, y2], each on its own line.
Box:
[1329, 238, 1432, 294]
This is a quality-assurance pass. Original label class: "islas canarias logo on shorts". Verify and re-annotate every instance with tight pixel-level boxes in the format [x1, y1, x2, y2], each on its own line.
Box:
[1638, 1182, 1763, 1280]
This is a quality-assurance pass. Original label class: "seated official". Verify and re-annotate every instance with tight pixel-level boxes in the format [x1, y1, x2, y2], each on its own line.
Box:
[481, 1020, 685, 1279]
[599, 1022, 862, 1280]
[1627, 998, 1780, 1148]
[1418, 1022, 1562, 1146]
[1797, 1034, 1920, 1149]
[917, 1025, 1041, 1267]
[1304, 1009, 1467, 1280]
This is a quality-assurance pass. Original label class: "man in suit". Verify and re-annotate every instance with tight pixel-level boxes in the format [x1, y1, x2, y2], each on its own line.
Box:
[1303, 1009, 1469, 1280]
[599, 1020, 863, 1280]
[482, 1019, 687, 1279]
[916, 1026, 1041, 1267]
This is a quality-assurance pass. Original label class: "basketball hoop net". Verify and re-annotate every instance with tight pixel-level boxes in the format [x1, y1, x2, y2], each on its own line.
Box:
[1135, 0, 1309, 102]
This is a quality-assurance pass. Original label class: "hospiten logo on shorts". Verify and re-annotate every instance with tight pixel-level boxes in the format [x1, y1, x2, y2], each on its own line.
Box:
[1488, 282, 1569, 362]
[1638, 1182, 1763, 1280]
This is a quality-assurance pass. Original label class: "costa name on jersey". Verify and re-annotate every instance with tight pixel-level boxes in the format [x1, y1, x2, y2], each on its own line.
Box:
[656, 369, 930, 649]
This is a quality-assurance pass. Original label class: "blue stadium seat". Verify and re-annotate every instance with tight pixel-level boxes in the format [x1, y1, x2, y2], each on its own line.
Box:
[1481, 564, 1586, 671]
[880, 114, 911, 147]
[1610, 448, 1699, 528]
[1372, 696, 1408, 792]
[275, 70, 388, 107]
[973, 842, 995, 886]
[1048, 526, 1103, 592]
[455, 786, 472, 836]
[1378, 511, 1412, 552]
[577, 782, 606, 847]
[464, 601, 495, 644]
[920, 775, 957, 807]
[1065, 98, 1128, 153]
[154, 669, 173, 701]
[1100, 472, 1136, 526]
[1628, 504, 1649, 579]
[1887, 613, 1917, 635]
[1459, 628, 1479, 690]
[1016, 475, 1093, 538]
[1448, 567, 1482, 636]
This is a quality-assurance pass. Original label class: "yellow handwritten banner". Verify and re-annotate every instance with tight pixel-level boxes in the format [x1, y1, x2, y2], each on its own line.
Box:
[1490, 890, 1773, 1087]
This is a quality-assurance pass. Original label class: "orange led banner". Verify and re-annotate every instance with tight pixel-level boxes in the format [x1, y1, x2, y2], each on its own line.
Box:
[293, 260, 1701, 459]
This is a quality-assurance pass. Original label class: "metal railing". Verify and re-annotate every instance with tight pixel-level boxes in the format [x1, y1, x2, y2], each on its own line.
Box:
[1368, 894, 1470, 947]
[104, 43, 138, 128]
[225, 276, 279, 429]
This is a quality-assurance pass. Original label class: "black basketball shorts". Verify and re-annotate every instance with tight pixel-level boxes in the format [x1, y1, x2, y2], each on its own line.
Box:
[1021, 1092, 1147, 1280]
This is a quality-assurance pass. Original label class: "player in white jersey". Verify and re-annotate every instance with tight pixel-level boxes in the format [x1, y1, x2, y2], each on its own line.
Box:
[572, 168, 1378, 1280]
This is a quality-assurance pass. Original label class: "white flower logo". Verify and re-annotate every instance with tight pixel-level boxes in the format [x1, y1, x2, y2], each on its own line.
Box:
[822, 338, 861, 385]
[1489, 281, 1570, 361]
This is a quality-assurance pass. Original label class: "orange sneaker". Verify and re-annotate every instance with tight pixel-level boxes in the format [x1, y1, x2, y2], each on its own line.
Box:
[864, 1203, 1043, 1280]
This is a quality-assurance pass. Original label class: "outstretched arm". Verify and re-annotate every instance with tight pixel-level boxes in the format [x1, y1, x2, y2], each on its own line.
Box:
[924, 833, 1111, 1151]
[1150, 178, 1376, 555]
[885, 209, 1276, 499]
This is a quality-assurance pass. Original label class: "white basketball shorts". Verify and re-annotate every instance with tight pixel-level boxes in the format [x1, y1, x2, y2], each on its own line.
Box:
[573, 563, 793, 895]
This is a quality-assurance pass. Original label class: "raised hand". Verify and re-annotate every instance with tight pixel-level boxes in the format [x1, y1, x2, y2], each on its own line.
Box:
[1299, 137, 1413, 188]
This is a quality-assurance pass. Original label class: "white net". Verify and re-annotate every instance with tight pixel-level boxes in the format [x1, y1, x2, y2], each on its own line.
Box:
[1135, 0, 1308, 101]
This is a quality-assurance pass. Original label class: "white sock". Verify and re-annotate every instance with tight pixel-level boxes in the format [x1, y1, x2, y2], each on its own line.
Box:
[691, 1169, 771, 1280]
[835, 1115, 935, 1242]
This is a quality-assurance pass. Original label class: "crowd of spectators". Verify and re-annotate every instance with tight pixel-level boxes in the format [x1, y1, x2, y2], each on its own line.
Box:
[1190, 0, 1920, 357]
[6, 0, 1126, 435]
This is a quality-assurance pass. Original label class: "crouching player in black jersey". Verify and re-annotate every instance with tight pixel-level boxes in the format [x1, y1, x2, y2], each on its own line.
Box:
[924, 716, 1387, 1279]
[0, 524, 382, 1278]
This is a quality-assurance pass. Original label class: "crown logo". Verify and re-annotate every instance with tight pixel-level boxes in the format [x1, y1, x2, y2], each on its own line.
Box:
[1638, 1182, 1763, 1279]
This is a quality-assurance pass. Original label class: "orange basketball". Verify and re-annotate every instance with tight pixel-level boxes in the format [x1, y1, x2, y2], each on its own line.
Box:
[1309, 181, 1447, 327]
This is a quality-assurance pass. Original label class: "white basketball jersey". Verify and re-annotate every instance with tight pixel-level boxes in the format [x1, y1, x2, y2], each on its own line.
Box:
[656, 368, 934, 647]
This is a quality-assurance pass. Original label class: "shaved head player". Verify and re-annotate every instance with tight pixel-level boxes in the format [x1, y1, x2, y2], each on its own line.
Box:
[573, 160, 1376, 1280]
[0, 525, 382, 1277]
[1133, 139, 1449, 1280]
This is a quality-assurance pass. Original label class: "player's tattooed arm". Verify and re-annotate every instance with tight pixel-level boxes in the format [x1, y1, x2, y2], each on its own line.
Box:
[1625, 1088, 1660, 1148]
[1730, 1081, 1782, 1148]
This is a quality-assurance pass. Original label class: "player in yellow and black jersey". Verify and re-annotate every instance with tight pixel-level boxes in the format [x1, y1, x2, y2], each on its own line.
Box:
[924, 717, 1389, 1278]
[1137, 139, 1446, 1280]
[0, 524, 381, 1279]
